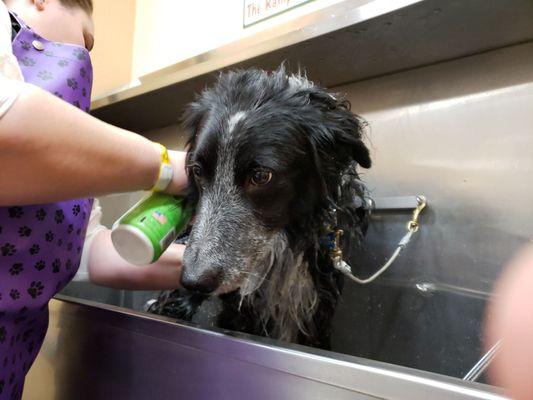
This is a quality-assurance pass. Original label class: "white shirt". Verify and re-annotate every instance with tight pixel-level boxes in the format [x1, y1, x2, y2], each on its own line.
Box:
[0, 2, 102, 281]
[0, 1, 23, 117]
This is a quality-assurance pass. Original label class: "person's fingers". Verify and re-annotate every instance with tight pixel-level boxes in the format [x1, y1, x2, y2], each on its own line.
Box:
[485, 245, 533, 399]
[164, 150, 188, 195]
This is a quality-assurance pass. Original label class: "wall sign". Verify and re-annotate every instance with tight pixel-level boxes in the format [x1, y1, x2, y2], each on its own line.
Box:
[244, 0, 314, 27]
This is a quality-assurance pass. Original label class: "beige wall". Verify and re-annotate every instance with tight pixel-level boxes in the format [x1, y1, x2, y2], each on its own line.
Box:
[90, 0, 344, 98]
[132, 0, 344, 77]
[91, 0, 136, 97]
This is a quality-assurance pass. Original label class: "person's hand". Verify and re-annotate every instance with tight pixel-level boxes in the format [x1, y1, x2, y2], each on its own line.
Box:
[163, 150, 188, 195]
[485, 245, 533, 399]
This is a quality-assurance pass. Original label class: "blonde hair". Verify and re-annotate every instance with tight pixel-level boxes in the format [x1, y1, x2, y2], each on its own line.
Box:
[59, 0, 93, 14]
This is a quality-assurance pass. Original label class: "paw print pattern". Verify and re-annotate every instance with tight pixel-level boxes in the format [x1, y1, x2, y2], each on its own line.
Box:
[8, 207, 23, 219]
[45, 231, 54, 242]
[1, 243, 16, 256]
[18, 226, 32, 237]
[0, 326, 6, 344]
[21, 57, 36, 67]
[29, 244, 40, 255]
[19, 40, 31, 50]
[9, 263, 23, 276]
[11, 385, 21, 400]
[35, 208, 46, 221]
[22, 329, 33, 343]
[0, 24, 93, 375]
[55, 209, 65, 224]
[67, 78, 78, 90]
[52, 259, 61, 273]
[74, 49, 87, 60]
[37, 70, 53, 81]
[27, 282, 44, 299]
[13, 315, 27, 325]
[34, 260, 45, 271]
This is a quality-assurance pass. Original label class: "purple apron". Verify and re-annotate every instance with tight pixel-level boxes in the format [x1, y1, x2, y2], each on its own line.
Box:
[0, 13, 93, 400]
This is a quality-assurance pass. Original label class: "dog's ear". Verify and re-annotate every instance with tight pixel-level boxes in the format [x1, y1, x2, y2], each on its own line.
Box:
[306, 90, 371, 169]
[180, 99, 209, 210]
[181, 99, 209, 148]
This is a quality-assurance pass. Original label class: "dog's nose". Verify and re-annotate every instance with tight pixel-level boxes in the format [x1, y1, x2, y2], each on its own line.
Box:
[180, 268, 221, 294]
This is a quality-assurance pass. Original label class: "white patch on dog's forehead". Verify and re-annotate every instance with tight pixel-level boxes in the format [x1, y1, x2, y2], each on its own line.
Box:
[228, 111, 247, 133]
[213, 111, 246, 187]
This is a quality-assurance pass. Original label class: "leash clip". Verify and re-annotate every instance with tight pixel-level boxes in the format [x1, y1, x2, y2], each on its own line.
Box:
[329, 195, 428, 284]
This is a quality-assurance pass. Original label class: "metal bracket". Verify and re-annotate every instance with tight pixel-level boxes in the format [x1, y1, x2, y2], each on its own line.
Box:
[332, 195, 427, 284]
[367, 195, 422, 212]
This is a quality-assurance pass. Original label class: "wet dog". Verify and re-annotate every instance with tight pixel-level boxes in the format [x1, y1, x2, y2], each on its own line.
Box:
[149, 67, 371, 348]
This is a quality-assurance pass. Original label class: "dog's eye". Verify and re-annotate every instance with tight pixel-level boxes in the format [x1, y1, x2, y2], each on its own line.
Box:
[191, 165, 203, 178]
[251, 169, 273, 186]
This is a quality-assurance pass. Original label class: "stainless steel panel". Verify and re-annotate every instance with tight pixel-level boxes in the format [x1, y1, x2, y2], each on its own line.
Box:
[330, 41, 533, 378]
[23, 297, 506, 400]
[343, 41, 533, 290]
[90, 0, 533, 131]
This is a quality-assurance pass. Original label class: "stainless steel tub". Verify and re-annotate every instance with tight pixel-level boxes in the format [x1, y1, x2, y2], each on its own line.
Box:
[23, 297, 505, 400]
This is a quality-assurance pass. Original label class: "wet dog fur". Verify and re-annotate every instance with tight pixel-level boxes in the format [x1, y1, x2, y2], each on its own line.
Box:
[149, 66, 371, 348]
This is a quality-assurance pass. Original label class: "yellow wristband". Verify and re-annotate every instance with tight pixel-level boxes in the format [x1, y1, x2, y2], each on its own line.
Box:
[151, 143, 174, 192]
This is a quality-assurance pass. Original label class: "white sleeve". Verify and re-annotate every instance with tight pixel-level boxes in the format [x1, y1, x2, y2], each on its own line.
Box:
[73, 198, 107, 282]
[0, 1, 24, 118]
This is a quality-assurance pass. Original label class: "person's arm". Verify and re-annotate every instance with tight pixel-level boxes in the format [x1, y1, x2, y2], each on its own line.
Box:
[0, 82, 187, 205]
[0, 2, 186, 205]
[86, 228, 183, 290]
[75, 199, 183, 290]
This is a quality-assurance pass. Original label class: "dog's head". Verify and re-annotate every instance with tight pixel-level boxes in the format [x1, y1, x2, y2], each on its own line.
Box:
[180, 67, 371, 295]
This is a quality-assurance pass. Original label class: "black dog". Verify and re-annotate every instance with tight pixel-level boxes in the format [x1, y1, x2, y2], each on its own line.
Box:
[149, 67, 371, 349]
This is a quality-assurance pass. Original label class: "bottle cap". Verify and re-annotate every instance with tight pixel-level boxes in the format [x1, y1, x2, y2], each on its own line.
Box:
[111, 224, 155, 265]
